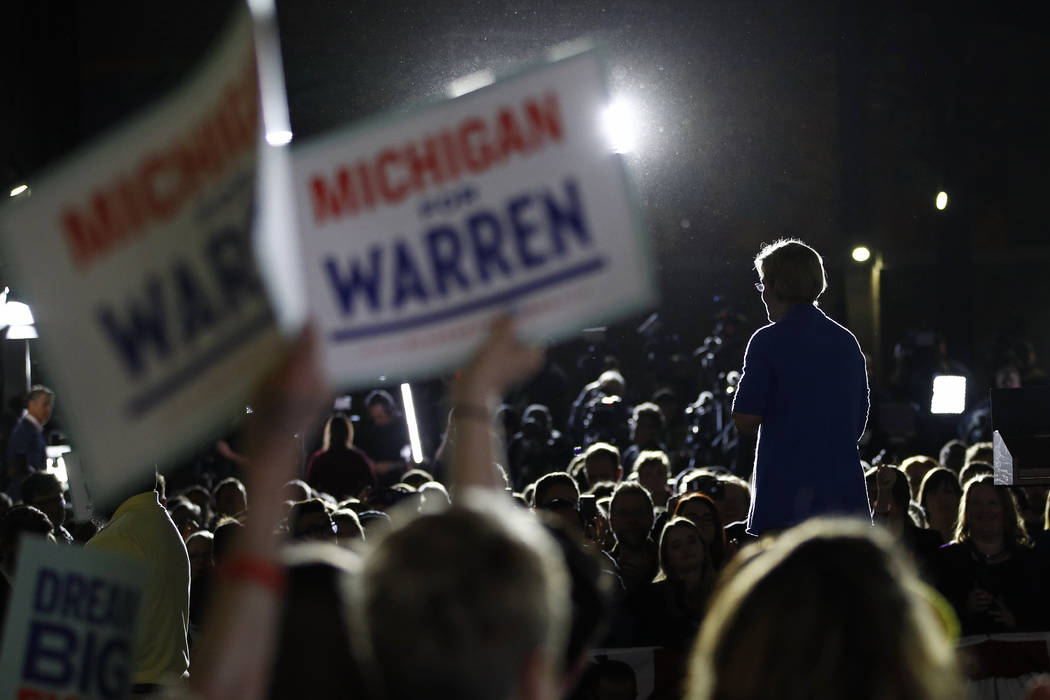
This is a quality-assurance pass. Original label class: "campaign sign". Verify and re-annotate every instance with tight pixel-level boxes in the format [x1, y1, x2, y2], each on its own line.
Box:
[0, 537, 146, 700]
[293, 50, 656, 385]
[0, 7, 284, 505]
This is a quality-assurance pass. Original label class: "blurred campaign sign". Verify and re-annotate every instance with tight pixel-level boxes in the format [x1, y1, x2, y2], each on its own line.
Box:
[0, 537, 146, 700]
[293, 49, 656, 385]
[0, 6, 284, 506]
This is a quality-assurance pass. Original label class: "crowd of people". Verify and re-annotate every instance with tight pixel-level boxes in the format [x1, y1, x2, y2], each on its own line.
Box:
[0, 242, 1048, 699]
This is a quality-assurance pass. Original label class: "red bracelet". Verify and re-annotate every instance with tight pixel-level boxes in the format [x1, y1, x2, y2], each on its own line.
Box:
[219, 555, 287, 594]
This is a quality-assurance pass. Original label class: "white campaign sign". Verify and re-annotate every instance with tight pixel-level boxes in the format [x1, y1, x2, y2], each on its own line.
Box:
[0, 7, 284, 505]
[0, 537, 146, 700]
[293, 50, 656, 386]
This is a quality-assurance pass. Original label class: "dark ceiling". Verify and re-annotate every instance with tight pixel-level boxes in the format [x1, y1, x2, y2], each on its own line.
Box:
[2, 0, 1047, 380]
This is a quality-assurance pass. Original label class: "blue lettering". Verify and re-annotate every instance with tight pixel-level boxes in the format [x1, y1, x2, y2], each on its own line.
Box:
[23, 621, 76, 686]
[545, 179, 590, 254]
[97, 276, 171, 377]
[508, 194, 546, 268]
[34, 569, 59, 613]
[425, 226, 470, 295]
[325, 247, 383, 316]
[392, 240, 428, 308]
[97, 638, 131, 700]
[173, 262, 219, 340]
[467, 211, 512, 282]
[207, 226, 262, 312]
[78, 629, 97, 693]
[61, 573, 86, 620]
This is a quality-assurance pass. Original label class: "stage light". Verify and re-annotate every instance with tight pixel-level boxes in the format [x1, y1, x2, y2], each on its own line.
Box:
[931, 375, 966, 414]
[265, 130, 293, 146]
[936, 191, 948, 211]
[851, 246, 871, 263]
[1, 301, 34, 326]
[9, 184, 28, 197]
[401, 382, 425, 464]
[602, 98, 637, 154]
[448, 70, 496, 98]
[6, 325, 38, 339]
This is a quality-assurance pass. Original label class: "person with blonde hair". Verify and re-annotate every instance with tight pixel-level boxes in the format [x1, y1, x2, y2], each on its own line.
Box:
[687, 518, 963, 700]
[732, 239, 870, 534]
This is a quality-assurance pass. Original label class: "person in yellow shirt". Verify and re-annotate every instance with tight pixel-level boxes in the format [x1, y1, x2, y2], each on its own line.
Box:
[86, 478, 190, 691]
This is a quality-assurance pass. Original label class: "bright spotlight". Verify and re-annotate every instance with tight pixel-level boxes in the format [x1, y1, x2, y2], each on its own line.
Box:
[936, 191, 948, 211]
[447, 70, 496, 98]
[931, 375, 966, 414]
[265, 130, 293, 146]
[602, 98, 637, 154]
[9, 184, 29, 197]
[400, 382, 424, 464]
[851, 246, 871, 263]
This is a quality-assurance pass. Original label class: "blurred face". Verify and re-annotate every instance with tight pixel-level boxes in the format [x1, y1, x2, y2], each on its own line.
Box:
[610, 492, 653, 547]
[679, 500, 717, 546]
[537, 482, 579, 510]
[216, 485, 247, 517]
[295, 511, 337, 542]
[719, 483, 751, 525]
[966, 484, 1004, 538]
[637, 462, 667, 499]
[925, 482, 961, 524]
[369, 403, 392, 426]
[186, 536, 213, 579]
[586, 455, 620, 485]
[30, 482, 65, 529]
[665, 525, 705, 578]
[28, 395, 53, 425]
[631, 415, 660, 445]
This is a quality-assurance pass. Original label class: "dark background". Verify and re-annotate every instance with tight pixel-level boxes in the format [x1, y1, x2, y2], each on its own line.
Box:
[2, 0, 1047, 454]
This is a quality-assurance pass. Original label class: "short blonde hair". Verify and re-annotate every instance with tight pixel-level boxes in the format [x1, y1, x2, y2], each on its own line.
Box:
[754, 239, 827, 304]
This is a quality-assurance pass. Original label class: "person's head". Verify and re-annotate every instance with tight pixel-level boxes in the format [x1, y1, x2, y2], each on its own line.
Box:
[212, 517, 244, 565]
[180, 485, 213, 526]
[675, 493, 727, 568]
[753, 239, 827, 322]
[687, 519, 963, 700]
[331, 509, 364, 544]
[657, 516, 710, 584]
[26, 385, 55, 425]
[401, 469, 434, 490]
[288, 499, 337, 542]
[633, 451, 670, 502]
[938, 440, 966, 474]
[0, 505, 55, 579]
[20, 471, 65, 529]
[954, 476, 1028, 546]
[534, 472, 583, 534]
[584, 443, 622, 486]
[629, 403, 665, 447]
[877, 466, 912, 514]
[995, 364, 1022, 389]
[323, 414, 353, 450]
[609, 482, 654, 549]
[167, 497, 202, 540]
[186, 530, 214, 579]
[717, 476, 752, 525]
[900, 456, 938, 497]
[918, 468, 962, 529]
[959, 461, 993, 489]
[964, 442, 994, 467]
[281, 480, 311, 503]
[418, 482, 451, 513]
[352, 501, 569, 700]
[365, 390, 398, 426]
[523, 404, 553, 434]
[597, 370, 625, 397]
[214, 477, 247, 519]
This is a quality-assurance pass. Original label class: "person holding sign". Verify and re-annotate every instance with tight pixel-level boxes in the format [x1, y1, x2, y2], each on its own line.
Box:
[732, 239, 871, 535]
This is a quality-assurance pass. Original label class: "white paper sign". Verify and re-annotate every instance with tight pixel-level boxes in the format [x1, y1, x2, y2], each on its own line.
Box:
[0, 6, 284, 505]
[293, 50, 656, 386]
[0, 537, 146, 700]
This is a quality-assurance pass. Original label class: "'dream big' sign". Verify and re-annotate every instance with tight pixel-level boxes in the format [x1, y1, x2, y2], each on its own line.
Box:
[0, 537, 146, 700]
[293, 51, 656, 385]
[0, 7, 283, 506]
